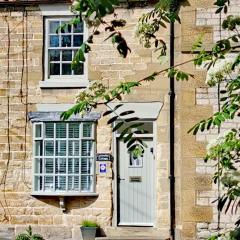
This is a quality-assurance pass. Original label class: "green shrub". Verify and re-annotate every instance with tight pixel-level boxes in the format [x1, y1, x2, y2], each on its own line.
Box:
[15, 226, 44, 240]
[81, 220, 99, 228]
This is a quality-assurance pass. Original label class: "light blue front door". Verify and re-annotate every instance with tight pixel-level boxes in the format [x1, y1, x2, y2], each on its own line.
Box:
[118, 138, 155, 226]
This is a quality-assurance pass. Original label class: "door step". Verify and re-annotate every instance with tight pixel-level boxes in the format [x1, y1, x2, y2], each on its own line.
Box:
[96, 237, 168, 240]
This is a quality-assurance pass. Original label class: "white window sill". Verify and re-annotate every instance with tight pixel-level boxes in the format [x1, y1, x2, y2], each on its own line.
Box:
[39, 80, 89, 89]
[31, 192, 99, 197]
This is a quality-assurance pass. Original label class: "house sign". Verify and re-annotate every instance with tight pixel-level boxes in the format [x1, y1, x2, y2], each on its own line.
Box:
[96, 153, 112, 161]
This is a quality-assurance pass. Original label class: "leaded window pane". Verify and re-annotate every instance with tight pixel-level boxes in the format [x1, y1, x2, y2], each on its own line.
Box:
[82, 140, 93, 156]
[81, 175, 93, 192]
[45, 158, 54, 173]
[45, 123, 54, 138]
[56, 123, 66, 138]
[69, 123, 79, 138]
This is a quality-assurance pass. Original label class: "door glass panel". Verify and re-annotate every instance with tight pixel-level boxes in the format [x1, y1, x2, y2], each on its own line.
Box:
[129, 153, 143, 168]
[116, 122, 153, 134]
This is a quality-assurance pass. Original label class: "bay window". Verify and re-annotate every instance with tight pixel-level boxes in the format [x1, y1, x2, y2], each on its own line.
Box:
[33, 122, 96, 195]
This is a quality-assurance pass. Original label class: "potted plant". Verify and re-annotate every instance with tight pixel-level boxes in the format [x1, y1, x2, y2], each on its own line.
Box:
[80, 220, 99, 240]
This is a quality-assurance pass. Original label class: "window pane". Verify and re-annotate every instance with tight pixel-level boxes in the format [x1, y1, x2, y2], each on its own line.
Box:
[62, 50, 72, 61]
[56, 158, 66, 173]
[56, 176, 66, 191]
[49, 50, 60, 61]
[116, 121, 153, 134]
[50, 63, 60, 75]
[81, 175, 93, 192]
[45, 123, 54, 138]
[73, 63, 84, 75]
[56, 123, 66, 138]
[62, 21, 71, 33]
[82, 123, 92, 138]
[62, 63, 72, 75]
[61, 35, 71, 47]
[56, 140, 66, 156]
[35, 158, 43, 174]
[50, 35, 59, 47]
[68, 176, 79, 191]
[50, 21, 60, 34]
[82, 140, 93, 156]
[45, 140, 54, 156]
[68, 158, 79, 174]
[35, 176, 43, 191]
[35, 141, 42, 156]
[35, 124, 42, 138]
[69, 123, 79, 138]
[73, 35, 83, 47]
[81, 158, 92, 174]
[73, 22, 83, 33]
[44, 176, 54, 191]
[45, 158, 54, 173]
[69, 140, 79, 156]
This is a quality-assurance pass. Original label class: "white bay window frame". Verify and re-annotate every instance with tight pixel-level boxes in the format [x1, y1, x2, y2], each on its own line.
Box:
[32, 122, 97, 196]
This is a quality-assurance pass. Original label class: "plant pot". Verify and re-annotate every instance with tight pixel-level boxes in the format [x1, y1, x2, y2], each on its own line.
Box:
[80, 226, 97, 240]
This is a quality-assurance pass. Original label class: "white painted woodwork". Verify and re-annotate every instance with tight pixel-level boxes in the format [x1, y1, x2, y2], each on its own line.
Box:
[118, 138, 155, 226]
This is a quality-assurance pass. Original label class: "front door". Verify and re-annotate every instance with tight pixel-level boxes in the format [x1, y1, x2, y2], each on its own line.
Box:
[117, 138, 155, 226]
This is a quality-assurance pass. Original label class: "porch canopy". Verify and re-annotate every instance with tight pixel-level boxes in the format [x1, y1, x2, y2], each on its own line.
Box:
[107, 101, 163, 120]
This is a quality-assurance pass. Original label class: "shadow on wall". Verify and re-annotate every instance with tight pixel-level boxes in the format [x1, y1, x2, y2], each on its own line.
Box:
[34, 195, 99, 213]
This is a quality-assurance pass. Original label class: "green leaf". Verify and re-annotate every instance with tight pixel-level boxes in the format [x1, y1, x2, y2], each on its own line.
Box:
[119, 110, 135, 116]
[127, 138, 136, 148]
[107, 116, 118, 125]
[103, 110, 113, 116]
[193, 124, 200, 135]
[125, 117, 140, 122]
[124, 133, 134, 143]
[113, 121, 124, 132]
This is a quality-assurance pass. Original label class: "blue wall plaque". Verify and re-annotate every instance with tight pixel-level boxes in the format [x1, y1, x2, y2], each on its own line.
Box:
[99, 163, 107, 174]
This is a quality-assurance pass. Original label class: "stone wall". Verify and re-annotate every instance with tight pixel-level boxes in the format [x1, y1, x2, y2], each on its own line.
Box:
[0, 4, 174, 240]
[180, 1, 240, 239]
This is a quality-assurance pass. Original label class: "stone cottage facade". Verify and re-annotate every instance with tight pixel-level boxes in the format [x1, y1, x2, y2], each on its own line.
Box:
[0, 0, 238, 239]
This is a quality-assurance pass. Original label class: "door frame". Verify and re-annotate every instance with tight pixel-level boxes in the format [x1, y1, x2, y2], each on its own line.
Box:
[112, 120, 157, 227]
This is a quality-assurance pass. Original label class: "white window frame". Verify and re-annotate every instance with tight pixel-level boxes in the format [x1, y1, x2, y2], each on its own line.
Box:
[32, 122, 97, 196]
[40, 16, 89, 88]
